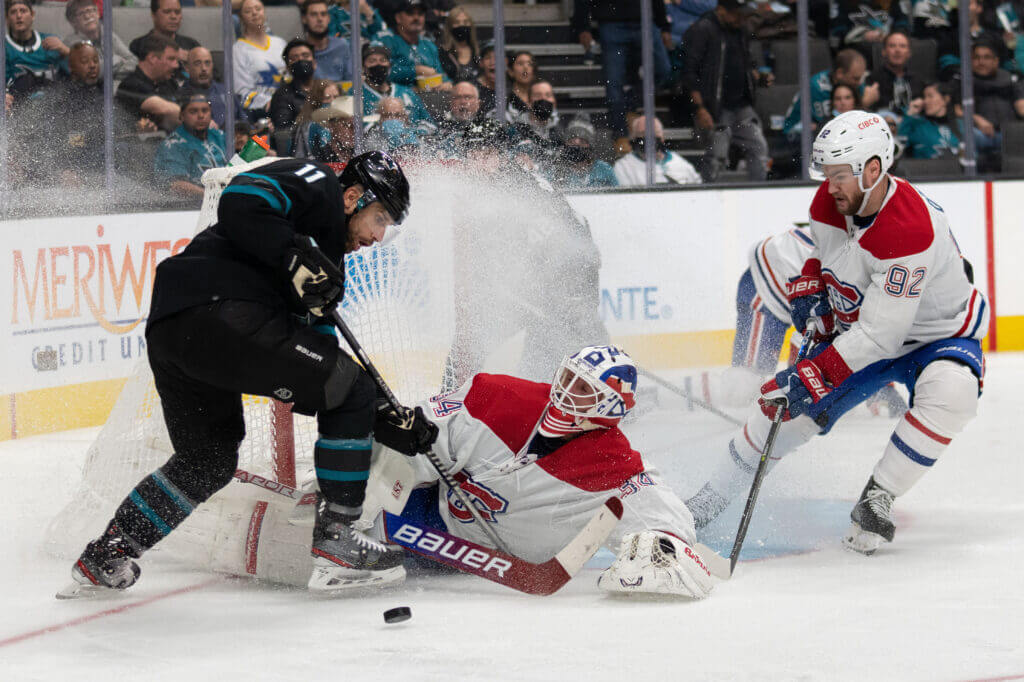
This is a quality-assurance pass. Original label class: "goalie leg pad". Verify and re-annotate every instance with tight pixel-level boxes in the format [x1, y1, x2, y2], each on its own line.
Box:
[598, 531, 715, 599]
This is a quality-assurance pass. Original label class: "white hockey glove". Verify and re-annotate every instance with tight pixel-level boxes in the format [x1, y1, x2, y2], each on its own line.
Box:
[598, 531, 715, 599]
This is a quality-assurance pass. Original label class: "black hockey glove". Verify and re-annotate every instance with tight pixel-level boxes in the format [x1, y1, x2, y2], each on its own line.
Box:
[283, 237, 345, 317]
[373, 400, 439, 456]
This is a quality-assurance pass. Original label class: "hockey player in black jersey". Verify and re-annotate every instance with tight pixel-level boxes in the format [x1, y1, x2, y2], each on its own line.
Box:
[59, 152, 437, 598]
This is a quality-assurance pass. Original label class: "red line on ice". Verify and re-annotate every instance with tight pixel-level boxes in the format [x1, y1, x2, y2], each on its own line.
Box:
[0, 578, 221, 649]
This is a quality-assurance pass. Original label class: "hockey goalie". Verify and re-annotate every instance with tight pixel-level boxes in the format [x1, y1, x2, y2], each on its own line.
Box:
[169, 345, 716, 599]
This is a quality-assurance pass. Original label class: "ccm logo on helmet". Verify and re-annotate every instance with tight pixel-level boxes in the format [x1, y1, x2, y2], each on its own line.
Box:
[858, 116, 881, 129]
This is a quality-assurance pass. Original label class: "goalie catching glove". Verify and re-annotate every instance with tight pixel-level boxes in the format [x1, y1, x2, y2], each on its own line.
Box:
[374, 400, 439, 456]
[283, 236, 345, 317]
[598, 531, 715, 599]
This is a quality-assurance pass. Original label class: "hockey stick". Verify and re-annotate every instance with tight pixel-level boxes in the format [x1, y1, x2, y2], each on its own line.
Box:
[384, 498, 623, 596]
[229, 469, 622, 595]
[637, 368, 743, 426]
[726, 325, 817, 575]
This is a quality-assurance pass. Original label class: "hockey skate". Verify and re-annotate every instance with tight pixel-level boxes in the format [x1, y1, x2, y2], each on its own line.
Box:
[308, 496, 406, 593]
[598, 531, 715, 599]
[56, 523, 141, 600]
[843, 477, 896, 555]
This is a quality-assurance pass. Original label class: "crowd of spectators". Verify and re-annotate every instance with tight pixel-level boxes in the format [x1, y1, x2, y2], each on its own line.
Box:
[5, 0, 1024, 198]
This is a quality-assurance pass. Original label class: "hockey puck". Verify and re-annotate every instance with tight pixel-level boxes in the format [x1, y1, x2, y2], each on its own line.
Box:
[383, 606, 412, 624]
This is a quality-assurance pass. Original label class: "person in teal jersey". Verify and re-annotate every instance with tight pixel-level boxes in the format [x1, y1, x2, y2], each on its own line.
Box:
[551, 120, 618, 188]
[377, 0, 451, 90]
[5, 0, 69, 98]
[898, 82, 961, 159]
[361, 42, 435, 127]
[154, 92, 227, 196]
[782, 49, 876, 136]
[328, 0, 386, 40]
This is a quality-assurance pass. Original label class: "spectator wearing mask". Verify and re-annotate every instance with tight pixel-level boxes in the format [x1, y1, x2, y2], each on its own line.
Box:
[553, 118, 618, 188]
[365, 96, 422, 154]
[4, 0, 68, 98]
[301, 0, 352, 82]
[378, 0, 452, 91]
[154, 91, 227, 197]
[898, 81, 961, 158]
[361, 42, 435, 127]
[234, 0, 288, 119]
[782, 48, 878, 135]
[309, 95, 379, 162]
[971, 37, 1024, 162]
[682, 0, 771, 181]
[476, 41, 498, 113]
[438, 6, 480, 83]
[291, 78, 341, 157]
[865, 30, 922, 116]
[129, 0, 199, 65]
[506, 50, 536, 116]
[64, 0, 136, 83]
[269, 39, 317, 131]
[571, 0, 673, 143]
[117, 34, 181, 132]
[184, 46, 237, 130]
[613, 115, 701, 185]
[328, 0, 386, 41]
[513, 80, 567, 148]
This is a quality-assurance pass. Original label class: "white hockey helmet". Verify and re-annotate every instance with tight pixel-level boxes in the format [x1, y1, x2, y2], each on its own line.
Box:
[809, 110, 894, 182]
[550, 345, 638, 429]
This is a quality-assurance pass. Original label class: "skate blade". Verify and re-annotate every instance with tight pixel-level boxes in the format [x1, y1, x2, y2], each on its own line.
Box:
[56, 580, 117, 600]
[307, 565, 406, 594]
[842, 523, 887, 556]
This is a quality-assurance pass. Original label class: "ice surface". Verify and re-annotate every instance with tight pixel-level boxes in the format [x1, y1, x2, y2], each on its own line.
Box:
[2, 356, 1022, 681]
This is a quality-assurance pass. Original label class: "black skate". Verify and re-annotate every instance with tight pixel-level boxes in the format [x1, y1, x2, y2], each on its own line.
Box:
[56, 523, 141, 599]
[843, 477, 896, 555]
[308, 496, 406, 593]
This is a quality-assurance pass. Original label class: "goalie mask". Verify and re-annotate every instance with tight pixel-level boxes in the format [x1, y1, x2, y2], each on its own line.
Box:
[540, 346, 638, 437]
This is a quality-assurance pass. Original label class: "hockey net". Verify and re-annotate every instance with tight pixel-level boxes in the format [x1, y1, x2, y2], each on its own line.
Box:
[44, 158, 459, 559]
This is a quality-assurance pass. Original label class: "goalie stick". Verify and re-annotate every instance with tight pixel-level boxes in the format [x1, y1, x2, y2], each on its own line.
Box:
[230, 469, 623, 595]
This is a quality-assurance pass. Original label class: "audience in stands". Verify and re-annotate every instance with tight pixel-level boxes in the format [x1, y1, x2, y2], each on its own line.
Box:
[830, 82, 861, 117]
[184, 47, 236, 130]
[614, 115, 702, 185]
[234, 120, 253, 153]
[129, 0, 199, 66]
[936, 0, 1007, 80]
[552, 118, 618, 187]
[365, 96, 422, 154]
[153, 92, 226, 197]
[971, 37, 1024, 168]
[270, 39, 317, 131]
[783, 48, 876, 135]
[506, 50, 537, 117]
[234, 0, 288, 121]
[512, 80, 568, 170]
[898, 81, 961, 158]
[291, 79, 341, 157]
[302, 0, 353, 82]
[475, 41, 498, 113]
[328, 0, 386, 41]
[361, 42, 435, 127]
[379, 0, 452, 91]
[64, 0, 136, 83]
[829, 0, 908, 54]
[682, 0, 772, 181]
[866, 30, 923, 116]
[572, 0, 673, 146]
[308, 95, 374, 162]
[667, 0, 718, 46]
[4, 0, 68, 99]
[438, 6, 480, 83]
[117, 34, 181, 132]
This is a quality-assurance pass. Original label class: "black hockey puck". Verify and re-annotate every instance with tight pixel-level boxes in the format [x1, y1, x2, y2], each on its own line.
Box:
[383, 606, 412, 624]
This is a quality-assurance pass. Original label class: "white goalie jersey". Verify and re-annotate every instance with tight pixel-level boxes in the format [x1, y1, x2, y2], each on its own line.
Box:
[365, 373, 698, 564]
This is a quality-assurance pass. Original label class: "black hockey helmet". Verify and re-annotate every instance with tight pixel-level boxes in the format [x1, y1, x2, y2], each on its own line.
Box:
[338, 150, 411, 225]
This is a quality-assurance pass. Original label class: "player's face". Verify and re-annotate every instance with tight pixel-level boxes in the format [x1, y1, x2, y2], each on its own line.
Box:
[347, 201, 394, 251]
[823, 164, 864, 215]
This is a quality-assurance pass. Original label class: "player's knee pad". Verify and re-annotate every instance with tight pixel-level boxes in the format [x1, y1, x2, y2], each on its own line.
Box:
[318, 369, 375, 437]
[912, 360, 979, 436]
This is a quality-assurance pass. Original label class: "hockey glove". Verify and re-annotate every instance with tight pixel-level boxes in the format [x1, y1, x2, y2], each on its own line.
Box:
[787, 260, 836, 342]
[373, 400, 439, 456]
[759, 359, 832, 421]
[283, 237, 345, 317]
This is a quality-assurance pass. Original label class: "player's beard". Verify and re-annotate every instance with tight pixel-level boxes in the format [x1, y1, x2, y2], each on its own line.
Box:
[834, 187, 865, 216]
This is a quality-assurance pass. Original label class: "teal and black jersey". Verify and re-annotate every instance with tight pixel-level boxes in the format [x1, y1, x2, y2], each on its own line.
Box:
[782, 69, 835, 135]
[154, 125, 228, 187]
[898, 114, 961, 159]
[377, 33, 450, 88]
[5, 31, 67, 92]
[149, 158, 349, 326]
[362, 82, 434, 126]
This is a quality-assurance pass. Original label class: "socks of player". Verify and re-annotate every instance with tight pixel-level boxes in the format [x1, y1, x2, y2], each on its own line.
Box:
[313, 434, 373, 515]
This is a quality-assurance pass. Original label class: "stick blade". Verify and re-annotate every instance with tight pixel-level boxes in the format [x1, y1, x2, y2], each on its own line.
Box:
[693, 543, 732, 580]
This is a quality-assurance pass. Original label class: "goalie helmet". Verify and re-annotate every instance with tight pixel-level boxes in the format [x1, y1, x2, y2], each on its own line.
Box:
[547, 345, 638, 433]
[338, 150, 410, 225]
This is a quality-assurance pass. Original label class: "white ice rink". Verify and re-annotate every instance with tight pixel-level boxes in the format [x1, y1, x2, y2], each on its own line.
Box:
[2, 355, 1022, 682]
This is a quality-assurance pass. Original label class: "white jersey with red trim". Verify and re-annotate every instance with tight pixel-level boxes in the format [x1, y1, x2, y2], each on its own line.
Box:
[805, 176, 988, 377]
[392, 373, 696, 564]
[749, 225, 816, 321]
